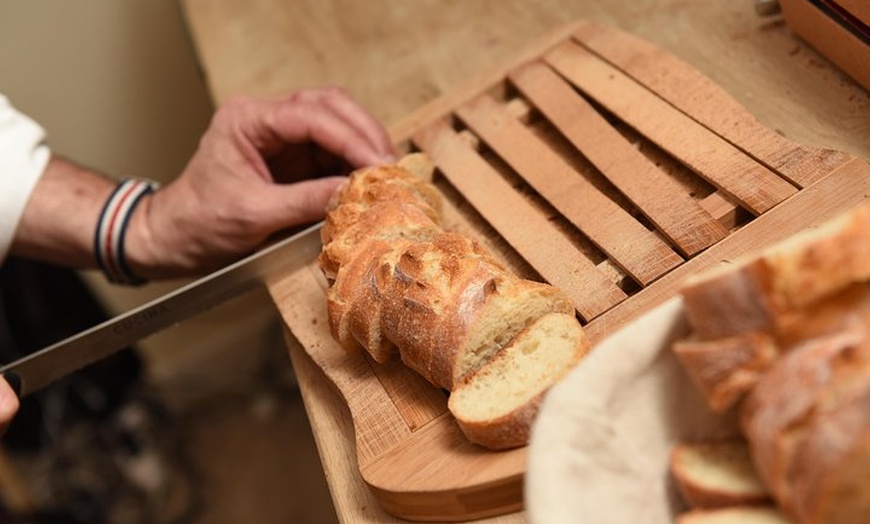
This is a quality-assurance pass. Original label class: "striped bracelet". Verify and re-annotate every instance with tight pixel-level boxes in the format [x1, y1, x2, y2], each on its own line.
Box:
[94, 178, 159, 285]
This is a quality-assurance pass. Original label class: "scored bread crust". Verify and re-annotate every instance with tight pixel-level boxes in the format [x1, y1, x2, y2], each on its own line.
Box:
[327, 238, 409, 360]
[319, 155, 587, 449]
[382, 235, 510, 388]
[381, 232, 574, 389]
[319, 200, 442, 280]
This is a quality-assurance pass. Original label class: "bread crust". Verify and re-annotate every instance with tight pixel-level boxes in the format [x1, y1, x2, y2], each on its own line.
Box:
[454, 394, 543, 450]
[741, 325, 870, 524]
[319, 200, 441, 280]
[382, 240, 508, 387]
[673, 333, 778, 412]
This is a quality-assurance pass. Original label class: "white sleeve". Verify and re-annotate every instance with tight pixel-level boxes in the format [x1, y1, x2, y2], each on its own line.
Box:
[0, 94, 50, 263]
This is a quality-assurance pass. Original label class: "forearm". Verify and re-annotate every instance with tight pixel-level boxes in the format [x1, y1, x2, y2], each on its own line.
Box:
[10, 155, 115, 269]
[7, 90, 393, 283]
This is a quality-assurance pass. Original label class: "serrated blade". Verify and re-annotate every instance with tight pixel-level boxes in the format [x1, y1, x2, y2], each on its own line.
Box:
[1, 222, 323, 397]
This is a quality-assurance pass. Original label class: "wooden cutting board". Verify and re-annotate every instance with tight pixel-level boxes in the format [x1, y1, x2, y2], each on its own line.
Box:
[267, 19, 870, 522]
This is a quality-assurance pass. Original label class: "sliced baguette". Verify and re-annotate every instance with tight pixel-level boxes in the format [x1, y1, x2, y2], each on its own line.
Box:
[448, 312, 589, 450]
[672, 204, 870, 524]
[670, 440, 771, 509]
[320, 156, 589, 449]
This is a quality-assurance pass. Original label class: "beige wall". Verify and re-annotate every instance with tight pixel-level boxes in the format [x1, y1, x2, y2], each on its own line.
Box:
[0, 0, 281, 390]
[0, 0, 213, 182]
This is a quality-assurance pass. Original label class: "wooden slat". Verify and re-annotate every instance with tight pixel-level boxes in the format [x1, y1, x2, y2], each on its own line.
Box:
[386, 22, 592, 147]
[545, 41, 799, 215]
[570, 21, 853, 188]
[509, 61, 729, 257]
[455, 94, 683, 286]
[414, 119, 627, 321]
[583, 157, 870, 344]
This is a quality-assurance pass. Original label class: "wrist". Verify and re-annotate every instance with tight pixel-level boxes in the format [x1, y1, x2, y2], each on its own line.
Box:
[123, 183, 204, 281]
[94, 178, 159, 284]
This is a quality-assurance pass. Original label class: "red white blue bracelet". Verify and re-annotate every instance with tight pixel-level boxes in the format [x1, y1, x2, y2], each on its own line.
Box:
[94, 178, 159, 285]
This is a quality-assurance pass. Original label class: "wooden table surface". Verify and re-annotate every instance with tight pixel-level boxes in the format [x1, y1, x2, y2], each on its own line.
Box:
[179, 1, 869, 522]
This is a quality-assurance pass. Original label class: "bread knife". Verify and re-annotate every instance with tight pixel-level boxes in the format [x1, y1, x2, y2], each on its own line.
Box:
[0, 222, 323, 398]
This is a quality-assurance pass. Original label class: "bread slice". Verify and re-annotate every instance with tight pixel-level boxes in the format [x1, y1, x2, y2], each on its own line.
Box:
[680, 260, 778, 341]
[672, 333, 778, 412]
[677, 507, 793, 524]
[448, 312, 589, 450]
[670, 440, 771, 509]
[387, 267, 575, 391]
[327, 238, 408, 361]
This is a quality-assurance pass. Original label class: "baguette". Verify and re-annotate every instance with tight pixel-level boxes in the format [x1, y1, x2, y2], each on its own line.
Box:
[672, 204, 870, 524]
[740, 320, 870, 524]
[319, 155, 587, 448]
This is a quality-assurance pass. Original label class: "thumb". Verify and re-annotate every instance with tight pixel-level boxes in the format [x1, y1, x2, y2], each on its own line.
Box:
[260, 176, 346, 230]
[0, 376, 20, 436]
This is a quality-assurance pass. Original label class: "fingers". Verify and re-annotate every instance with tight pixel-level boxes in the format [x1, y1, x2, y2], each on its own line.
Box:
[275, 98, 393, 168]
[309, 88, 395, 161]
[257, 176, 346, 230]
[0, 376, 20, 436]
[232, 89, 395, 170]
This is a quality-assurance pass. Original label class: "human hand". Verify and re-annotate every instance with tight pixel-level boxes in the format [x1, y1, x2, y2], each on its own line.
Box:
[0, 376, 20, 436]
[127, 88, 395, 279]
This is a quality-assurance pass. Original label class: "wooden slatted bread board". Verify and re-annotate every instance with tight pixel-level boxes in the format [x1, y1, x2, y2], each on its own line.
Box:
[267, 19, 870, 522]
